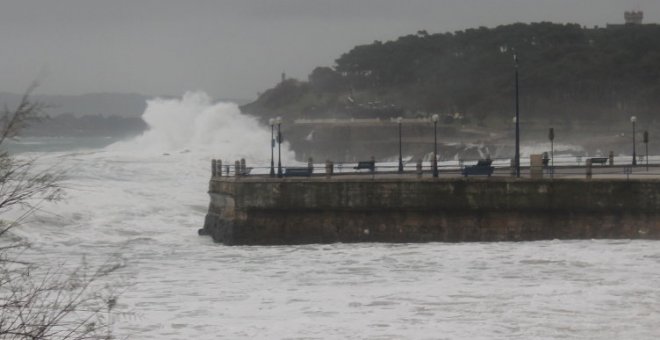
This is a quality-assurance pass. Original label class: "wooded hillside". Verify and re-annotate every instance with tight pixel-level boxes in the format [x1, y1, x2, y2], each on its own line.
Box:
[243, 22, 660, 127]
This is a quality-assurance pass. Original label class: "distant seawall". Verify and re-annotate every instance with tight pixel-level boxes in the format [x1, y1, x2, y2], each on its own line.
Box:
[201, 177, 660, 245]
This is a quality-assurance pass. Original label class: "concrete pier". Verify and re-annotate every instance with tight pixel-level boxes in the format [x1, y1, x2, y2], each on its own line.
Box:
[202, 175, 660, 245]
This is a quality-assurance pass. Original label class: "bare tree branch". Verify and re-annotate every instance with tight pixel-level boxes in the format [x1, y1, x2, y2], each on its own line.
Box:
[0, 86, 127, 339]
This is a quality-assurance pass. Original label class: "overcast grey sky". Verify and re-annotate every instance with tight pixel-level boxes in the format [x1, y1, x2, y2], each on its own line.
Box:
[0, 0, 657, 100]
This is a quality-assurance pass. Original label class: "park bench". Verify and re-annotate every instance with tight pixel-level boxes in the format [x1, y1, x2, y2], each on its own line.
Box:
[353, 160, 375, 171]
[462, 159, 495, 177]
[589, 157, 608, 165]
[284, 167, 313, 177]
[235, 167, 252, 176]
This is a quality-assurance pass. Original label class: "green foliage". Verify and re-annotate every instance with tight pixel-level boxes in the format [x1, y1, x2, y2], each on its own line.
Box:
[259, 79, 310, 109]
[247, 23, 660, 124]
[308, 67, 345, 92]
[333, 22, 660, 121]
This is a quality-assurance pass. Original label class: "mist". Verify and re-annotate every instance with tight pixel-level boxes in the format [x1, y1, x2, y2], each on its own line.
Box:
[0, 0, 658, 100]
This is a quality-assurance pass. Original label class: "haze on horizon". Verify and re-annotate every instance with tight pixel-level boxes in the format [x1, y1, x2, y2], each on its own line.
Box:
[0, 0, 657, 101]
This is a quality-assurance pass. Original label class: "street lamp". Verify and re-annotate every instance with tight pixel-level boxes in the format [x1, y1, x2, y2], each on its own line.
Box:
[512, 116, 520, 177]
[644, 130, 649, 171]
[514, 53, 521, 178]
[549, 127, 554, 176]
[276, 116, 283, 177]
[269, 118, 275, 177]
[432, 114, 439, 178]
[397, 117, 403, 173]
[631, 116, 637, 166]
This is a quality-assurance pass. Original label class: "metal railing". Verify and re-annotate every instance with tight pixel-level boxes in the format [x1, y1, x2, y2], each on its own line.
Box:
[210, 155, 660, 180]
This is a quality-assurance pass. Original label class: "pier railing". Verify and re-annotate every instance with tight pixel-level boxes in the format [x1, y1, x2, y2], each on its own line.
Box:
[210, 155, 660, 180]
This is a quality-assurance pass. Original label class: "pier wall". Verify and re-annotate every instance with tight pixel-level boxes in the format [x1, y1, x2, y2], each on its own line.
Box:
[202, 177, 660, 245]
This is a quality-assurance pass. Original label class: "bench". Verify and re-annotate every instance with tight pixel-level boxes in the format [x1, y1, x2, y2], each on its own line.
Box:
[284, 167, 313, 177]
[590, 157, 608, 165]
[353, 160, 375, 171]
[236, 167, 252, 176]
[462, 159, 494, 177]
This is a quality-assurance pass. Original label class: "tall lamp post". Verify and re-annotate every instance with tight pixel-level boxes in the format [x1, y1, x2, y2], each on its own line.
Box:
[397, 117, 403, 173]
[548, 127, 554, 168]
[644, 130, 649, 171]
[432, 114, 439, 178]
[269, 118, 275, 177]
[514, 53, 521, 178]
[631, 116, 637, 166]
[276, 116, 283, 177]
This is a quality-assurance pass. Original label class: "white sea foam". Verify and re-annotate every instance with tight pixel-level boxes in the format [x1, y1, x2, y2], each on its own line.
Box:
[109, 91, 295, 164]
[5, 93, 660, 339]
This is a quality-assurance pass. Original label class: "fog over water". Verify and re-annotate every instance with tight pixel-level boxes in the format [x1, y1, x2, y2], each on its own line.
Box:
[3, 94, 657, 339]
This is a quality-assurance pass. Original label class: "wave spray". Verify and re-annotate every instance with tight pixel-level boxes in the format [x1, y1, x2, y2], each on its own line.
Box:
[111, 91, 295, 164]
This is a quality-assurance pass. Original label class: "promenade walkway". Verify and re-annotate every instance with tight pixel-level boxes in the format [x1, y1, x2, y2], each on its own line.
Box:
[212, 156, 660, 181]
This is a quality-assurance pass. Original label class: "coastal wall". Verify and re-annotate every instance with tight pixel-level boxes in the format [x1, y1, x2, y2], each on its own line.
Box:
[202, 177, 660, 245]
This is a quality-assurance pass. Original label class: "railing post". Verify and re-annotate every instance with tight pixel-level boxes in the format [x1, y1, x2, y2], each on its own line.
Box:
[416, 159, 423, 178]
[510, 158, 516, 177]
[325, 160, 333, 178]
[308, 157, 313, 175]
[609, 151, 614, 166]
[211, 159, 217, 177]
[586, 158, 592, 180]
[530, 154, 543, 179]
[234, 160, 240, 178]
[240, 158, 246, 176]
[624, 166, 632, 180]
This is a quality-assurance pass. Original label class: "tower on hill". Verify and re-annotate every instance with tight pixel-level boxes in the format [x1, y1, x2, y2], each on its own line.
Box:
[624, 11, 643, 25]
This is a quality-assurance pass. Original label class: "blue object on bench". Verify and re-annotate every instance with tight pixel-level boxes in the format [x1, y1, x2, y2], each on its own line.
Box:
[284, 167, 313, 177]
[353, 160, 375, 171]
[590, 157, 608, 165]
[462, 159, 494, 177]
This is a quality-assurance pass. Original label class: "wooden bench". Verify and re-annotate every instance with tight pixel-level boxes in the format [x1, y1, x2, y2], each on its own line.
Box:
[353, 160, 375, 171]
[462, 159, 494, 177]
[284, 167, 313, 177]
[590, 157, 608, 165]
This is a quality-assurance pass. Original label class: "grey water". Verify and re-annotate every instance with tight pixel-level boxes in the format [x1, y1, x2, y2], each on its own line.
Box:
[6, 127, 660, 339]
[5, 136, 123, 154]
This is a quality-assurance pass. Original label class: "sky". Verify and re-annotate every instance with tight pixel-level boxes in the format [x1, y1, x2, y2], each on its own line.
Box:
[0, 0, 657, 100]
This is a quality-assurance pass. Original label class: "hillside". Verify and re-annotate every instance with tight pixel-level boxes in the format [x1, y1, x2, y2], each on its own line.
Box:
[242, 22, 660, 129]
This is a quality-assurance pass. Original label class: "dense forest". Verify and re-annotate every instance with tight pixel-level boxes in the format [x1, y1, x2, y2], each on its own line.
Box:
[243, 22, 660, 128]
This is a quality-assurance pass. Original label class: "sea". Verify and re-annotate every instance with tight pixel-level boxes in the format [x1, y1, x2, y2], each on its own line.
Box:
[3, 92, 660, 339]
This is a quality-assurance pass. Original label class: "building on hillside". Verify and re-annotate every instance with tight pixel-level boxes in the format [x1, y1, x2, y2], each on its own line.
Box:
[607, 11, 644, 28]
[624, 11, 644, 25]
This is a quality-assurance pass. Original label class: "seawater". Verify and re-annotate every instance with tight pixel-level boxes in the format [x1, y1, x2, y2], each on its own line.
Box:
[6, 92, 660, 339]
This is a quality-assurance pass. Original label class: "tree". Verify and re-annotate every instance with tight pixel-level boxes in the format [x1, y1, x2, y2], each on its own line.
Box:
[0, 85, 123, 339]
[308, 67, 344, 92]
[0, 85, 61, 227]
